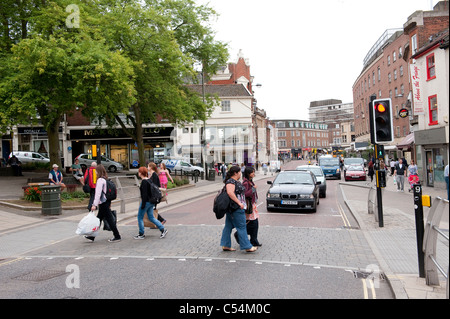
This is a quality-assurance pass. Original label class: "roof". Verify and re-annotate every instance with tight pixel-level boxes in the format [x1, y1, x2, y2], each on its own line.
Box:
[397, 132, 415, 149]
[185, 84, 252, 98]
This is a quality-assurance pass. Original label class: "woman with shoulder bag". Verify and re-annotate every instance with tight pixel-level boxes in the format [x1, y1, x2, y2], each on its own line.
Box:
[240, 167, 261, 247]
[220, 166, 257, 253]
[134, 166, 168, 240]
[86, 164, 121, 243]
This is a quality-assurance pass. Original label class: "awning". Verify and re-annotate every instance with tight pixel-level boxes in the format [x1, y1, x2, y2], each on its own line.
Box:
[397, 132, 414, 150]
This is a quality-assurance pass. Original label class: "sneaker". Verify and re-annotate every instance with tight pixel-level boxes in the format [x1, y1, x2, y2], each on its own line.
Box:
[160, 229, 168, 239]
[84, 235, 95, 242]
[133, 234, 145, 240]
[108, 237, 121, 243]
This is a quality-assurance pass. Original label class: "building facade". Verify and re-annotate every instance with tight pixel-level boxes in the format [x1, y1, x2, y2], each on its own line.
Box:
[403, 1, 449, 189]
[352, 29, 411, 160]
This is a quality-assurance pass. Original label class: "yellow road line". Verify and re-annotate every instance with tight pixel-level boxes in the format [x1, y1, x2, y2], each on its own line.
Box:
[0, 257, 23, 267]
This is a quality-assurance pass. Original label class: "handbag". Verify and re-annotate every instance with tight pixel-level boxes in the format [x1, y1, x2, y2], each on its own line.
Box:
[143, 208, 159, 229]
[245, 198, 253, 214]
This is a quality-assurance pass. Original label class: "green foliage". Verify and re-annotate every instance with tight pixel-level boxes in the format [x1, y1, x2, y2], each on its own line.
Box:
[24, 187, 42, 202]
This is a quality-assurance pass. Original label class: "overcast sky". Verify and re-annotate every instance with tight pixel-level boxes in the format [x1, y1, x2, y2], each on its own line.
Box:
[195, 0, 439, 121]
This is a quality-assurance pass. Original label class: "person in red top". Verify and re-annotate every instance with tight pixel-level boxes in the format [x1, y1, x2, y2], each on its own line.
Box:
[84, 162, 98, 211]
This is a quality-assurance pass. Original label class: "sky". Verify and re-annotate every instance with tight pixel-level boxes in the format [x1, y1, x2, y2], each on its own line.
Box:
[195, 0, 440, 121]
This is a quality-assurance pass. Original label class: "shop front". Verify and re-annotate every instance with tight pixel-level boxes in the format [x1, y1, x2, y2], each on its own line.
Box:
[414, 127, 449, 189]
[69, 126, 175, 169]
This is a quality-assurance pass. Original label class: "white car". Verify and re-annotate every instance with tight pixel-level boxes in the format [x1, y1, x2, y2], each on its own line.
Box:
[296, 165, 327, 198]
[161, 159, 204, 175]
[75, 154, 123, 172]
[8, 151, 50, 164]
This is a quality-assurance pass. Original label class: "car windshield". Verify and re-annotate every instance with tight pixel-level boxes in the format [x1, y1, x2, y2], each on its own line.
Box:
[274, 172, 313, 185]
[344, 158, 363, 165]
[297, 167, 323, 176]
[319, 158, 339, 166]
[348, 165, 364, 171]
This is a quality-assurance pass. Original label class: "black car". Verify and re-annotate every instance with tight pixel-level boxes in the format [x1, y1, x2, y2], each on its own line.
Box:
[266, 170, 321, 213]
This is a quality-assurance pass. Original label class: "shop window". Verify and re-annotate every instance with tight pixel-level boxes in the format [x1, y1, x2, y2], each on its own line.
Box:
[428, 95, 438, 125]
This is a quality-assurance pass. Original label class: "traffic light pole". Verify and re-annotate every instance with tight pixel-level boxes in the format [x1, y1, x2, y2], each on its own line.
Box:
[374, 144, 384, 228]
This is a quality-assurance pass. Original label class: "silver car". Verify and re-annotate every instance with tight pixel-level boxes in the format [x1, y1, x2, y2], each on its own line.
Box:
[75, 154, 123, 172]
[296, 165, 327, 198]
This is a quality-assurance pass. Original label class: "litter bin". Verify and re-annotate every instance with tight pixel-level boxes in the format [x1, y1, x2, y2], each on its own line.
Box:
[41, 185, 62, 215]
[208, 169, 216, 181]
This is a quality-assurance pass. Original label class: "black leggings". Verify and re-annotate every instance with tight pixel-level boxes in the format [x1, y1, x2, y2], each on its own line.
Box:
[98, 201, 121, 239]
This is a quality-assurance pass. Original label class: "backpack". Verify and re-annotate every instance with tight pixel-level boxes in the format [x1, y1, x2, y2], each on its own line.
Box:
[213, 186, 233, 219]
[147, 179, 162, 204]
[103, 178, 117, 201]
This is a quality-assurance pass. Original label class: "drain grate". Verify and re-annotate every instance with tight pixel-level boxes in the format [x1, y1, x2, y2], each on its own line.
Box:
[13, 269, 66, 282]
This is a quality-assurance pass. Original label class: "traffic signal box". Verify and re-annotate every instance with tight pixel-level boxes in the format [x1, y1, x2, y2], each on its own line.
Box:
[371, 99, 394, 144]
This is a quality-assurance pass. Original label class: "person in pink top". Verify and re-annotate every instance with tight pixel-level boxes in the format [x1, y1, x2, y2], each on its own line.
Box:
[158, 162, 173, 189]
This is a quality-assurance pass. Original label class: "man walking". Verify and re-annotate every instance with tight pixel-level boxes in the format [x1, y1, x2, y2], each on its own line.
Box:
[394, 158, 407, 192]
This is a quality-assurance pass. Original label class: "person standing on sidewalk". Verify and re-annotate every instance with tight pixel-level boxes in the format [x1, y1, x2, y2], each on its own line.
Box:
[444, 164, 449, 200]
[134, 166, 168, 240]
[394, 158, 407, 192]
[148, 162, 166, 225]
[220, 166, 257, 253]
[87, 164, 121, 242]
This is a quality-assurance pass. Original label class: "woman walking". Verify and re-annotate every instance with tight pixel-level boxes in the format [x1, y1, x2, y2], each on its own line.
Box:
[86, 164, 121, 242]
[220, 166, 257, 253]
[242, 167, 261, 247]
[134, 166, 168, 240]
[158, 162, 174, 189]
[148, 162, 167, 224]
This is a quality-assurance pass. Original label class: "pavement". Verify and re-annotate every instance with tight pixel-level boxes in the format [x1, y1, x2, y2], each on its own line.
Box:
[0, 163, 448, 299]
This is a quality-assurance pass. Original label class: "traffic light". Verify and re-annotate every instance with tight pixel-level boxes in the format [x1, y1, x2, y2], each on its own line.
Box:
[372, 99, 394, 143]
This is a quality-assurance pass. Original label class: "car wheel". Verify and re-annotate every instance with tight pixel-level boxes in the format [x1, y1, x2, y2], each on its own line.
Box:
[109, 166, 117, 173]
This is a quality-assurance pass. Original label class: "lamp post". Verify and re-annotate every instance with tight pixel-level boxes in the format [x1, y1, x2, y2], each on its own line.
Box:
[252, 83, 262, 169]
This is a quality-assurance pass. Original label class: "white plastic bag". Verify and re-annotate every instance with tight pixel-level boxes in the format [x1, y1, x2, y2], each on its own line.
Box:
[76, 211, 100, 236]
[393, 176, 397, 185]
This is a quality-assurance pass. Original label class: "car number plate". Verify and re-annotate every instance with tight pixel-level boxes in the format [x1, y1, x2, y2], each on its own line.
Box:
[281, 200, 297, 205]
[352, 176, 360, 178]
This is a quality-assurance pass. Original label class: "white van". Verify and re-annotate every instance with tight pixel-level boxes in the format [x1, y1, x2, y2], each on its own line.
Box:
[8, 151, 50, 164]
[161, 159, 204, 175]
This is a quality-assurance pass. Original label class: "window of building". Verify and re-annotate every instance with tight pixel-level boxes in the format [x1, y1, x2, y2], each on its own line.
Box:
[387, 55, 391, 66]
[428, 95, 438, 125]
[394, 69, 397, 80]
[393, 51, 396, 62]
[411, 34, 418, 55]
[221, 100, 231, 112]
[426, 53, 436, 80]
[388, 73, 391, 83]
[400, 65, 404, 77]
[378, 67, 381, 81]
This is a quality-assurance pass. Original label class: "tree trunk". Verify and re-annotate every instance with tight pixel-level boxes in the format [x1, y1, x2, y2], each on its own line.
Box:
[132, 104, 146, 167]
[46, 117, 62, 169]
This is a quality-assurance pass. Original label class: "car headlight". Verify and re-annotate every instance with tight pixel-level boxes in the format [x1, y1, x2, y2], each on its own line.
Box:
[336, 168, 340, 173]
[267, 193, 280, 198]
[299, 194, 313, 199]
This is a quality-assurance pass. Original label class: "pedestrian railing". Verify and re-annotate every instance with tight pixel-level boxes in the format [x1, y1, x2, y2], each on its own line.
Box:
[367, 186, 384, 222]
[423, 196, 449, 298]
[113, 175, 140, 214]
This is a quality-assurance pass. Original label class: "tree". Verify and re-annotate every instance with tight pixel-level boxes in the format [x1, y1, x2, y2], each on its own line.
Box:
[0, 1, 136, 167]
[96, 0, 229, 166]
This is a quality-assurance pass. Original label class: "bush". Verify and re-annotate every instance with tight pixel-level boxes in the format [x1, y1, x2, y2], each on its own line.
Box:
[24, 187, 42, 202]
[167, 177, 189, 189]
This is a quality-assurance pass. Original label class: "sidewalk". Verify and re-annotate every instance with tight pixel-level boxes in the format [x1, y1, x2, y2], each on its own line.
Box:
[0, 165, 448, 299]
[340, 176, 448, 299]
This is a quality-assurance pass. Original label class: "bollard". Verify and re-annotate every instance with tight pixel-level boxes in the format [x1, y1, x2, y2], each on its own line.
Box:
[413, 183, 425, 278]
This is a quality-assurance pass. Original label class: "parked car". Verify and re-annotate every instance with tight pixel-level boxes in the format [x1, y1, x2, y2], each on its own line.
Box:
[266, 170, 321, 213]
[8, 151, 50, 164]
[344, 165, 366, 181]
[75, 154, 123, 172]
[296, 165, 327, 198]
[161, 159, 204, 176]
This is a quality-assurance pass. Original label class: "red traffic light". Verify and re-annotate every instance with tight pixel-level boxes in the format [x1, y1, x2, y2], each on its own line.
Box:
[375, 103, 386, 113]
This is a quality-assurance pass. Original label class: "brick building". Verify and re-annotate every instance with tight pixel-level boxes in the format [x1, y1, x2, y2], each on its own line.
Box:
[352, 29, 411, 158]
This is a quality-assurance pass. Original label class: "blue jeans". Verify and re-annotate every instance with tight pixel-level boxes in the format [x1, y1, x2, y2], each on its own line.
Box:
[220, 208, 253, 250]
[445, 176, 449, 200]
[138, 202, 164, 235]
